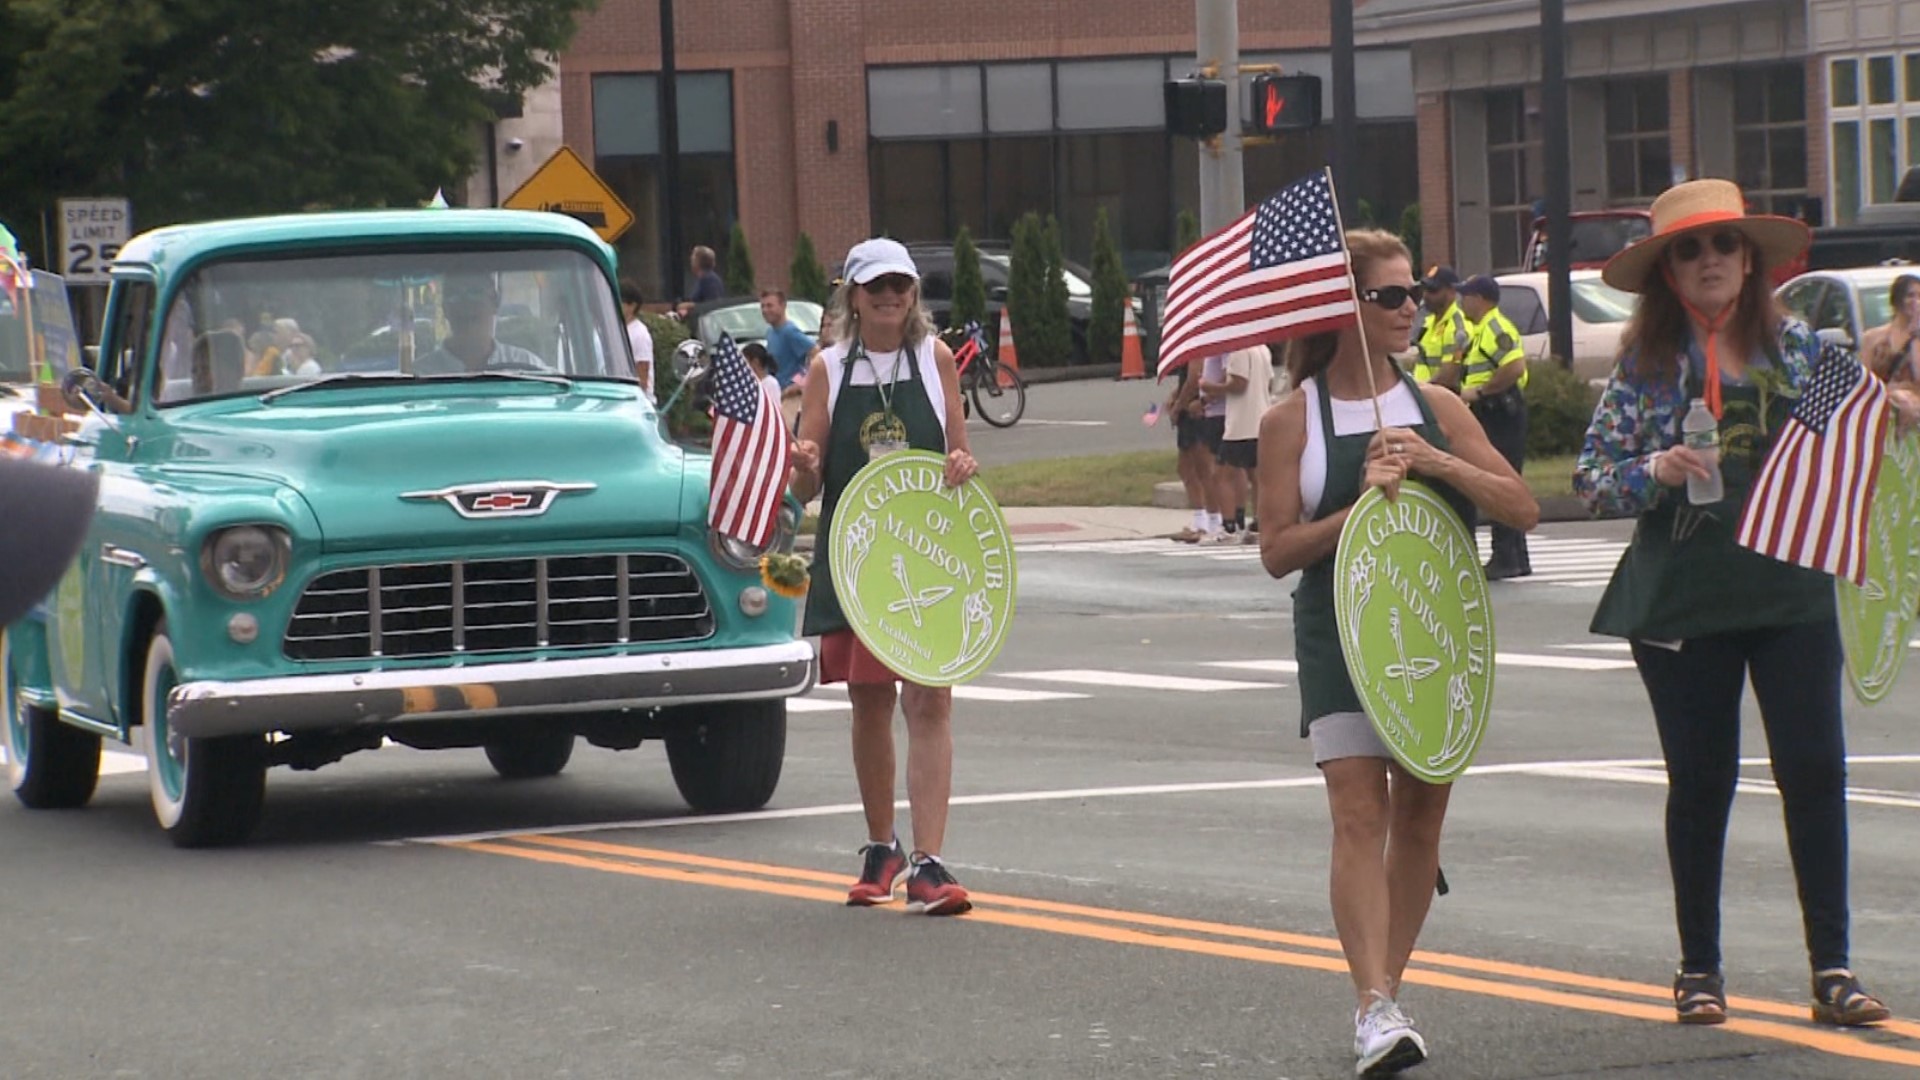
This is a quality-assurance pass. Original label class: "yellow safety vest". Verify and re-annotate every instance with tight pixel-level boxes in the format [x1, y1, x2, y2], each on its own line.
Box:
[1413, 303, 1470, 382]
[1463, 308, 1528, 392]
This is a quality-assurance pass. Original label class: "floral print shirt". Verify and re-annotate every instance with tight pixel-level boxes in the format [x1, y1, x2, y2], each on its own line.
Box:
[1573, 318, 1819, 518]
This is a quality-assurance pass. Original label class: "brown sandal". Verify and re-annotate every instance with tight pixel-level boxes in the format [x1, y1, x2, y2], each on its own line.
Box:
[1674, 970, 1727, 1025]
[1812, 971, 1891, 1027]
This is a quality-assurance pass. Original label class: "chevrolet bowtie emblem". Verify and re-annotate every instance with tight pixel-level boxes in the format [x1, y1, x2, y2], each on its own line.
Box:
[400, 481, 596, 519]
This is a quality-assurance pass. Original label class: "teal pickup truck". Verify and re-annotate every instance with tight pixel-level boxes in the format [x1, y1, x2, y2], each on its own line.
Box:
[0, 209, 814, 846]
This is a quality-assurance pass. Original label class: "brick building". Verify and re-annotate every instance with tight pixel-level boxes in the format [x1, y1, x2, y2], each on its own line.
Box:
[477, 0, 1420, 302]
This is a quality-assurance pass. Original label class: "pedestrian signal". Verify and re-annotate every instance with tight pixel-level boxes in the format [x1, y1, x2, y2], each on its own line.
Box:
[1164, 78, 1228, 138]
[1249, 74, 1321, 132]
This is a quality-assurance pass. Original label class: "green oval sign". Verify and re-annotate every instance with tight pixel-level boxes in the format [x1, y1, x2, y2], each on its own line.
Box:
[1838, 429, 1920, 705]
[1334, 482, 1494, 784]
[829, 450, 1017, 686]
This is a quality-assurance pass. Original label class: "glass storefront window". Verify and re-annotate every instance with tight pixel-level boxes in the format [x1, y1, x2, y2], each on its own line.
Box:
[1907, 55, 1920, 102]
[1834, 121, 1862, 223]
[1871, 118, 1899, 203]
[1733, 63, 1808, 218]
[868, 66, 984, 139]
[986, 64, 1052, 133]
[592, 72, 737, 301]
[1056, 59, 1165, 131]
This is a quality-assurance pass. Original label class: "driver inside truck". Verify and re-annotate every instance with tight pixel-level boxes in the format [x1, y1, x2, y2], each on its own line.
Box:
[416, 273, 545, 375]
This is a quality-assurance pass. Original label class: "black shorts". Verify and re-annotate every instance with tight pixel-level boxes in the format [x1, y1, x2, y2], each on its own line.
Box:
[1175, 412, 1206, 449]
[1198, 414, 1226, 453]
[1216, 437, 1257, 469]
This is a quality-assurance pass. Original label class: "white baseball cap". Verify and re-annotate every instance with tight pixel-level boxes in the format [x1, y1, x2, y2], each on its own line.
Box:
[842, 238, 919, 285]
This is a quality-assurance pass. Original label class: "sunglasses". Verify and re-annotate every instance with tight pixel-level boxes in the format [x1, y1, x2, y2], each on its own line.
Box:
[1359, 284, 1425, 310]
[1670, 230, 1744, 263]
[863, 274, 916, 295]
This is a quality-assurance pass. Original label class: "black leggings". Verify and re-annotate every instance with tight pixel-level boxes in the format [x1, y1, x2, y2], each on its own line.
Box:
[1630, 618, 1851, 973]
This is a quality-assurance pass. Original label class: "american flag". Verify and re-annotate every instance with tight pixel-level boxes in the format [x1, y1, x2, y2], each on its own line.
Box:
[707, 333, 791, 549]
[1734, 342, 1891, 585]
[1155, 170, 1358, 378]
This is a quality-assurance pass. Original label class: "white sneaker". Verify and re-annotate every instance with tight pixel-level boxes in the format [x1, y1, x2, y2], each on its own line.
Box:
[1353, 992, 1427, 1076]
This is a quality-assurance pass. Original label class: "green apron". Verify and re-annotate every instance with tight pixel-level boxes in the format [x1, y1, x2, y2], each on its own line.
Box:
[802, 342, 949, 637]
[1294, 373, 1475, 734]
[1590, 352, 1833, 641]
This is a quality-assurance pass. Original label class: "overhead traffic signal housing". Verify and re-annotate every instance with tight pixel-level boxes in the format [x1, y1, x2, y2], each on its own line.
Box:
[1249, 74, 1322, 132]
[1164, 78, 1228, 138]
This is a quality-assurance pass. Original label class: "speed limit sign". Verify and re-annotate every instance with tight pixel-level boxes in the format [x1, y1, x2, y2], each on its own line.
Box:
[58, 198, 131, 284]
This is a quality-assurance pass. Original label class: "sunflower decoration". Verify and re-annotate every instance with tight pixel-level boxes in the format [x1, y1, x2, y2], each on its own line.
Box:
[760, 552, 811, 599]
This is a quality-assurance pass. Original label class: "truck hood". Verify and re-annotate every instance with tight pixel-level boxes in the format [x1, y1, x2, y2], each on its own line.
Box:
[153, 387, 686, 552]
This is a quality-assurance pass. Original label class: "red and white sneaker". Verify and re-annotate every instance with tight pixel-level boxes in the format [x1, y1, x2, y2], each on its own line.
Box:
[846, 838, 908, 906]
[904, 853, 973, 915]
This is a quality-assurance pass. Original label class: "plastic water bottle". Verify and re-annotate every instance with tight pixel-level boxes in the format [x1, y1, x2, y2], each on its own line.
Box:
[1681, 397, 1724, 505]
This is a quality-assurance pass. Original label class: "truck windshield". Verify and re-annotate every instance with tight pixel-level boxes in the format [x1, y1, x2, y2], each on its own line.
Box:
[152, 247, 632, 405]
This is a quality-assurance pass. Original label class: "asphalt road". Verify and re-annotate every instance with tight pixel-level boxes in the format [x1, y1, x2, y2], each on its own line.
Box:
[4, 519, 1918, 1079]
[966, 374, 1175, 467]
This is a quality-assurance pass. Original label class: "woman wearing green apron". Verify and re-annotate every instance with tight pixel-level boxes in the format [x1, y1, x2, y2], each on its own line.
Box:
[1577, 179, 1909, 1029]
[1256, 229, 1538, 1077]
[788, 238, 979, 916]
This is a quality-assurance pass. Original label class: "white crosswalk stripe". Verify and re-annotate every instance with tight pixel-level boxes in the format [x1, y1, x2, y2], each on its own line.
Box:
[1017, 532, 1629, 588]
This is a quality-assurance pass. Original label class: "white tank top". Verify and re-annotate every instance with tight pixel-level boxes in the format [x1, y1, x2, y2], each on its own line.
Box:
[821, 336, 947, 434]
[1298, 376, 1429, 521]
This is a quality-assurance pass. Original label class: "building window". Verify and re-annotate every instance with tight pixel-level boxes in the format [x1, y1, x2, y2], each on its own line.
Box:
[1833, 59, 1860, 108]
[1834, 120, 1862, 224]
[1907, 55, 1920, 102]
[1870, 56, 1897, 106]
[1733, 63, 1808, 217]
[591, 72, 737, 302]
[1872, 118, 1900, 203]
[1605, 77, 1671, 205]
[1486, 88, 1542, 271]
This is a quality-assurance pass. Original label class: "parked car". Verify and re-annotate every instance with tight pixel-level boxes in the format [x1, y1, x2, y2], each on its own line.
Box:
[1524, 210, 1653, 272]
[1492, 270, 1640, 383]
[1, 208, 814, 847]
[1776, 263, 1920, 350]
[687, 295, 824, 350]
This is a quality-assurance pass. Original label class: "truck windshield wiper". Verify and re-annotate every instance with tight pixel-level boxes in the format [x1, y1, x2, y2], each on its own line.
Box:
[421, 370, 573, 389]
[257, 373, 420, 403]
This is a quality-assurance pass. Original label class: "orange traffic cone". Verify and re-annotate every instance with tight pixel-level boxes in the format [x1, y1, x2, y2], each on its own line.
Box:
[1118, 303, 1146, 380]
[996, 306, 1020, 381]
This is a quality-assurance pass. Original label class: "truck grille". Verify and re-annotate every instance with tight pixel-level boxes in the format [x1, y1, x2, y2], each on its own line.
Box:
[284, 554, 714, 661]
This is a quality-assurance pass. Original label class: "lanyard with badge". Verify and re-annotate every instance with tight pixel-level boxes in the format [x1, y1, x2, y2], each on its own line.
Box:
[850, 339, 909, 461]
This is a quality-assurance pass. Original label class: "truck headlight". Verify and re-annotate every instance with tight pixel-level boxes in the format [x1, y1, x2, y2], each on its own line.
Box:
[201, 525, 289, 600]
[709, 530, 767, 570]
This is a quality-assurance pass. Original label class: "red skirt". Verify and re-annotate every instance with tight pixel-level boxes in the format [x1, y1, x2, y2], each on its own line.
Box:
[818, 629, 901, 686]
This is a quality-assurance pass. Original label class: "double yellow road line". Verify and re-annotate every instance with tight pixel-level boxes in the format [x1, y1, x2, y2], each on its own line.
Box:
[445, 835, 1920, 1071]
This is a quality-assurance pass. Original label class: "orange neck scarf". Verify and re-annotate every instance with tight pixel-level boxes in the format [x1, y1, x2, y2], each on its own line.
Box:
[1662, 264, 1735, 419]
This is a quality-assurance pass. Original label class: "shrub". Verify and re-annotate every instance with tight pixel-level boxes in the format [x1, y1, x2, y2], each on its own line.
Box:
[951, 226, 987, 331]
[1176, 209, 1200, 254]
[725, 221, 756, 296]
[1007, 214, 1048, 364]
[644, 312, 712, 444]
[1088, 208, 1128, 364]
[1040, 215, 1074, 365]
[788, 232, 829, 304]
[1397, 203, 1422, 272]
[1524, 358, 1602, 459]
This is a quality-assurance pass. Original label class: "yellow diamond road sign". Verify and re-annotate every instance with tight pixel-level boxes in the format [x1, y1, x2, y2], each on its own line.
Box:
[501, 146, 635, 244]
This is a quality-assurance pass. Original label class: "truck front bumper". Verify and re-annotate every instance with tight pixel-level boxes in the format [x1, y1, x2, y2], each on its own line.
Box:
[167, 642, 817, 739]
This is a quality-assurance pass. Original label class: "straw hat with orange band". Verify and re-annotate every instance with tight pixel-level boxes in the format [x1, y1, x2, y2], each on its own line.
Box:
[1601, 178, 1811, 419]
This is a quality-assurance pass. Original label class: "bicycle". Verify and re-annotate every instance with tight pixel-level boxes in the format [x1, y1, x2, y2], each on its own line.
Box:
[947, 320, 1027, 428]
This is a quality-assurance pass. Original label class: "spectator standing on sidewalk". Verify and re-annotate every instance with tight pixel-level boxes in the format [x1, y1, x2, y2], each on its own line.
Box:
[1194, 352, 1235, 540]
[788, 237, 979, 916]
[620, 277, 654, 399]
[676, 245, 727, 316]
[1213, 343, 1274, 542]
[1167, 362, 1218, 543]
[1257, 228, 1537, 1078]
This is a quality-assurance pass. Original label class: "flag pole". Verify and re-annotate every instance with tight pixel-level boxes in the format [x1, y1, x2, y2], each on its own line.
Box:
[1321, 168, 1386, 432]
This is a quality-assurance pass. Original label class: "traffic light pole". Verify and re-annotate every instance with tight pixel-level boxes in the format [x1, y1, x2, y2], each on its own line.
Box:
[1196, 0, 1245, 233]
[1331, 0, 1358, 224]
[660, 0, 685, 303]
[1542, 0, 1575, 367]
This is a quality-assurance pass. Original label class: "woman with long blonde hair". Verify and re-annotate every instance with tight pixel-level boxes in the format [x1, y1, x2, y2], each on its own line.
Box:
[1257, 228, 1537, 1076]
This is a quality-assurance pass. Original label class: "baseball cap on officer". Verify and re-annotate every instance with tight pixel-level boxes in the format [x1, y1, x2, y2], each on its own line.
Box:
[841, 238, 920, 286]
[1422, 266, 1462, 289]
[1458, 275, 1501, 301]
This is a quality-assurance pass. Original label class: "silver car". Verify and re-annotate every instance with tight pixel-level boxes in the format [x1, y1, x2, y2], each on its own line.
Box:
[1776, 265, 1920, 351]
[1492, 270, 1640, 384]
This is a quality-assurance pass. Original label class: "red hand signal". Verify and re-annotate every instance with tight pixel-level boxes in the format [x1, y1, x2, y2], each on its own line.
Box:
[1265, 88, 1284, 128]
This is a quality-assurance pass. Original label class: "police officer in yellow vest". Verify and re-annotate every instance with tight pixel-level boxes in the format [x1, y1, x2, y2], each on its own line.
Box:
[1413, 266, 1471, 389]
[1457, 274, 1532, 579]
